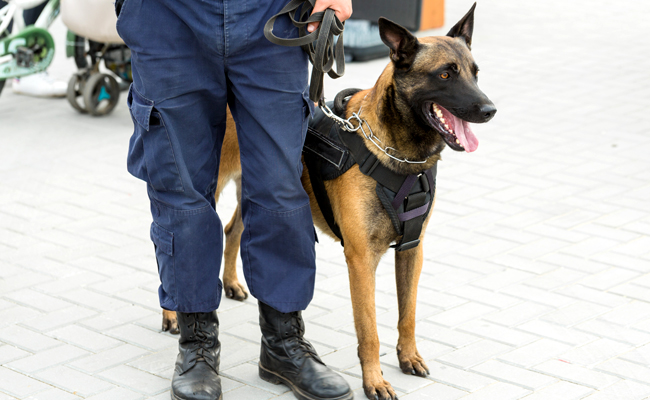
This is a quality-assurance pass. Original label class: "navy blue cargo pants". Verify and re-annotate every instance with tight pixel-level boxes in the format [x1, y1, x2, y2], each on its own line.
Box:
[116, 0, 316, 313]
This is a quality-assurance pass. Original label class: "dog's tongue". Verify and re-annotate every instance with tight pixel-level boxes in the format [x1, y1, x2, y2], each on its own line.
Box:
[454, 118, 479, 153]
[440, 105, 479, 152]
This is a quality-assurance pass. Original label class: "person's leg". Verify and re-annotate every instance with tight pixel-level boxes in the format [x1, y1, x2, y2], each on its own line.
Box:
[22, 0, 46, 25]
[119, 0, 228, 315]
[225, 2, 351, 399]
[227, 0, 316, 315]
[117, 0, 229, 398]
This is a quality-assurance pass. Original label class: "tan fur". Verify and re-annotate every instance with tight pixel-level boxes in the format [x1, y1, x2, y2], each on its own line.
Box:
[161, 13, 491, 398]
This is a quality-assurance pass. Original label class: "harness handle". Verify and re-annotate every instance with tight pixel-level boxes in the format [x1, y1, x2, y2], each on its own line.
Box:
[264, 0, 346, 103]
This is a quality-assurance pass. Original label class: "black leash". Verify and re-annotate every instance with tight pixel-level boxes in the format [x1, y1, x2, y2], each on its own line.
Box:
[264, 0, 345, 104]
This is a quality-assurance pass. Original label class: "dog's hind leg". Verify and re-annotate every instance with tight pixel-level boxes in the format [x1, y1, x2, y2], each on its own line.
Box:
[395, 245, 429, 377]
[345, 245, 398, 400]
[222, 176, 248, 301]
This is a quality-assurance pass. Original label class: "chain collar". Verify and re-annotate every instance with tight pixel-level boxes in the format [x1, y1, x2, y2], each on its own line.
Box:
[319, 101, 429, 165]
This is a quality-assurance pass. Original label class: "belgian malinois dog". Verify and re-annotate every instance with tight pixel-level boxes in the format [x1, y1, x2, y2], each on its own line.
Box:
[162, 4, 495, 399]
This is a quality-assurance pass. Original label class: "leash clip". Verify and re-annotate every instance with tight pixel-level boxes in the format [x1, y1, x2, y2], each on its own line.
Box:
[319, 102, 360, 132]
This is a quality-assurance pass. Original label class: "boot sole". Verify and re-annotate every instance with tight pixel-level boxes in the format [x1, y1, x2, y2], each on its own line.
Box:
[259, 363, 354, 400]
[171, 392, 222, 400]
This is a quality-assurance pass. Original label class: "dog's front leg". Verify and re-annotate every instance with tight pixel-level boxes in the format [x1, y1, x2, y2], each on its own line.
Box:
[394, 245, 429, 377]
[345, 246, 397, 400]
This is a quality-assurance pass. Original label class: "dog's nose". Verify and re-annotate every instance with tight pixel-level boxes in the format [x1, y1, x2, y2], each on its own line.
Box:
[478, 103, 497, 122]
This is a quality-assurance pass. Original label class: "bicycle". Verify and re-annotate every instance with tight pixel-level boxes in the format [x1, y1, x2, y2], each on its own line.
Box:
[0, 0, 59, 96]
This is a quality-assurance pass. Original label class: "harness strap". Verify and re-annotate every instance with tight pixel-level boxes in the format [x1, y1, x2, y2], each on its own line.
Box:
[303, 89, 437, 251]
[264, 0, 345, 103]
[304, 147, 345, 245]
[303, 105, 349, 245]
[332, 89, 438, 251]
[392, 174, 419, 210]
[337, 127, 438, 250]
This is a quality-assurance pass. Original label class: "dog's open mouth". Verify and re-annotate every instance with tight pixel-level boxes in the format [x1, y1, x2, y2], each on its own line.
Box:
[425, 103, 479, 152]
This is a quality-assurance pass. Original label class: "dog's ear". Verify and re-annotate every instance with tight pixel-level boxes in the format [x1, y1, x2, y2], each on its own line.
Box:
[447, 2, 476, 49]
[378, 17, 419, 69]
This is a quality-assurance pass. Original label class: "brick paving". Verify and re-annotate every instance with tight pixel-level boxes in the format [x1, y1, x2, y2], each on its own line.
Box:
[1, 0, 650, 398]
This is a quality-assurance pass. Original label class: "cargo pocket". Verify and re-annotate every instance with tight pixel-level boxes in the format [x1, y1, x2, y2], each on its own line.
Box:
[151, 221, 177, 305]
[128, 86, 184, 192]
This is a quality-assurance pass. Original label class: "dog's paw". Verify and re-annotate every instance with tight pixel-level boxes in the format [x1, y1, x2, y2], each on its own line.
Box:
[162, 310, 179, 334]
[224, 280, 248, 301]
[363, 373, 398, 400]
[397, 350, 429, 377]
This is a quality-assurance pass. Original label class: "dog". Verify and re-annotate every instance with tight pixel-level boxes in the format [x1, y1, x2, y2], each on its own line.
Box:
[162, 4, 495, 399]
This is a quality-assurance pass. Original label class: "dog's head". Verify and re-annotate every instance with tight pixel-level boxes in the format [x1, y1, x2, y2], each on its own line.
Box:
[378, 3, 495, 153]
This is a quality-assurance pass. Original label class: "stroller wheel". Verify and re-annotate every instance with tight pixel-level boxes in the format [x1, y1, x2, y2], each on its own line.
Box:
[83, 73, 120, 116]
[67, 73, 88, 113]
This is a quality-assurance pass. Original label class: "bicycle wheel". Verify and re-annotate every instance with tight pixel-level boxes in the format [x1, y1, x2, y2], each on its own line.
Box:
[0, 79, 5, 96]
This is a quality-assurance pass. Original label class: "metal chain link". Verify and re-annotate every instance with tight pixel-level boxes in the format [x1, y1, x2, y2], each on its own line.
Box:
[319, 102, 429, 164]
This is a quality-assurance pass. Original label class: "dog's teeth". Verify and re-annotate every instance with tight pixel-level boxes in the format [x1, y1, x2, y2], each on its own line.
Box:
[440, 117, 446, 123]
[455, 139, 460, 144]
[436, 110, 442, 117]
[444, 124, 449, 129]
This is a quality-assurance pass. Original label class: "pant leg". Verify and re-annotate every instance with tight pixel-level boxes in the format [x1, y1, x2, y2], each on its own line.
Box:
[224, 0, 317, 313]
[23, 1, 46, 26]
[117, 0, 229, 312]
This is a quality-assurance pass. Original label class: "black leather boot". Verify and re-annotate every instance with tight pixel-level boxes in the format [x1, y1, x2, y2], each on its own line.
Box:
[171, 311, 222, 400]
[258, 302, 353, 400]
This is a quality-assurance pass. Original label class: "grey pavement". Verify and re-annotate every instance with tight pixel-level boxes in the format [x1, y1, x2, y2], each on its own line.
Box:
[1, 0, 650, 399]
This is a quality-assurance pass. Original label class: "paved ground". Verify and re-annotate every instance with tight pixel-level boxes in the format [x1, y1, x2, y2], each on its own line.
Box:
[2, 0, 650, 399]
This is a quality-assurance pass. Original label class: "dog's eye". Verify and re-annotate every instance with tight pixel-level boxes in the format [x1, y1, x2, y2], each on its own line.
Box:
[440, 72, 450, 80]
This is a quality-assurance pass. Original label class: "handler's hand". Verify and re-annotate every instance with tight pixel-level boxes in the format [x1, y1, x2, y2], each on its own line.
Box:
[307, 0, 352, 32]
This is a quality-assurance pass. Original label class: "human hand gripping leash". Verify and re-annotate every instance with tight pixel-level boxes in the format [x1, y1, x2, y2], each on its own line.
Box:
[265, 3, 428, 165]
[263, 0, 345, 105]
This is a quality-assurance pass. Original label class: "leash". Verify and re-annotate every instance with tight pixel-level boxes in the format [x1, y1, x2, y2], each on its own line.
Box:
[264, 0, 345, 104]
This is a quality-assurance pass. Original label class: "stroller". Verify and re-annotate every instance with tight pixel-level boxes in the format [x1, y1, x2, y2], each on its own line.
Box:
[61, 0, 130, 116]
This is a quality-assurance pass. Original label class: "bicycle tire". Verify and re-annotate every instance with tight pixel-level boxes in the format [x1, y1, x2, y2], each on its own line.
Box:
[0, 79, 5, 96]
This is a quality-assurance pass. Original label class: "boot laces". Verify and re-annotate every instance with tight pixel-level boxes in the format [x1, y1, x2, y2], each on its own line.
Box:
[187, 315, 216, 365]
[283, 312, 319, 363]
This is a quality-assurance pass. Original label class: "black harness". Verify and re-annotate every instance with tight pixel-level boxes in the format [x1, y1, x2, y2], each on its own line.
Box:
[304, 89, 437, 251]
[263, 4, 436, 250]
